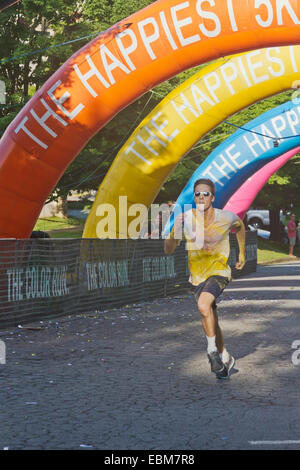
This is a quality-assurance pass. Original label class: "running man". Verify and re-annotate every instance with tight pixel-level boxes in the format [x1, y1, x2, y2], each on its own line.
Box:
[164, 178, 246, 379]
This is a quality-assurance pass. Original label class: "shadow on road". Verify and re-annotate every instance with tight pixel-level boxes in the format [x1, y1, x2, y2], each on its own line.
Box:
[1, 262, 300, 450]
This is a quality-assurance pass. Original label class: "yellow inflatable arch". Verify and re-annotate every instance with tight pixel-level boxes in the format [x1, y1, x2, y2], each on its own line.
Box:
[84, 45, 300, 238]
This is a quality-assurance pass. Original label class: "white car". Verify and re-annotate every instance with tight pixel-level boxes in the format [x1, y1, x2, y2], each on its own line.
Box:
[246, 209, 285, 229]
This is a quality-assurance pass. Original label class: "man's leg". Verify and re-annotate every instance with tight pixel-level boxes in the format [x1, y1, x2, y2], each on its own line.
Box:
[289, 239, 296, 256]
[197, 292, 217, 339]
[197, 293, 224, 353]
[197, 286, 234, 378]
[212, 298, 235, 374]
[197, 291, 228, 378]
[212, 300, 224, 354]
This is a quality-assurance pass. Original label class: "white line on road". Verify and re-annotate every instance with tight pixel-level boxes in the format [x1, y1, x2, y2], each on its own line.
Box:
[249, 440, 300, 445]
[226, 287, 300, 291]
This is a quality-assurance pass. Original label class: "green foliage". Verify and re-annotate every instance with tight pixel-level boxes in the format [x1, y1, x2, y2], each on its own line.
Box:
[0, 0, 158, 202]
[253, 156, 300, 212]
[257, 238, 300, 263]
[34, 215, 82, 231]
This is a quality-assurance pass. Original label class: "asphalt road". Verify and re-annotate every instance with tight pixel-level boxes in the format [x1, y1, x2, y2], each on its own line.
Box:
[1, 260, 300, 451]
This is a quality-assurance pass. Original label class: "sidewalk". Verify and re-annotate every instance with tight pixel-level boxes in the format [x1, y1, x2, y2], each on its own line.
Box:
[1, 261, 300, 450]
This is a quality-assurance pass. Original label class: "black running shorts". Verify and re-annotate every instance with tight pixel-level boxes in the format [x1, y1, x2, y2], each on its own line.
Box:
[193, 275, 229, 303]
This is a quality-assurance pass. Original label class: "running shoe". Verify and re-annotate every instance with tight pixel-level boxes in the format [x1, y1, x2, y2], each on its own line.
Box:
[225, 355, 235, 375]
[207, 351, 228, 379]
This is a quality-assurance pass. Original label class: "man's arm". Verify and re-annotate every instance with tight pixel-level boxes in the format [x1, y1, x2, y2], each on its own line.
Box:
[164, 214, 184, 255]
[164, 236, 179, 255]
[232, 217, 246, 270]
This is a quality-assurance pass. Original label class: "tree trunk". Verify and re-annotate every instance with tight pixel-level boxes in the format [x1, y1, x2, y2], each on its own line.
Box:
[57, 195, 68, 219]
[23, 60, 29, 97]
[269, 208, 281, 242]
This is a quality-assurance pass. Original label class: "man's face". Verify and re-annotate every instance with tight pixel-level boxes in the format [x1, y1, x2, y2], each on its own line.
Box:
[194, 184, 215, 211]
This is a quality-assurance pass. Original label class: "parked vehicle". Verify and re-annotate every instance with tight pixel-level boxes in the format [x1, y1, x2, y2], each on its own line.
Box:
[246, 209, 269, 229]
[246, 208, 285, 229]
[248, 224, 289, 244]
[248, 225, 270, 239]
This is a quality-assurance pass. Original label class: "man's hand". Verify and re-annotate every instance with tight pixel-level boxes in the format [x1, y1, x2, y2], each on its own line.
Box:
[233, 217, 246, 270]
[235, 254, 245, 270]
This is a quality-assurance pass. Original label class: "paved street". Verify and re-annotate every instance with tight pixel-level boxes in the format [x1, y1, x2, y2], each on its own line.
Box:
[1, 260, 300, 450]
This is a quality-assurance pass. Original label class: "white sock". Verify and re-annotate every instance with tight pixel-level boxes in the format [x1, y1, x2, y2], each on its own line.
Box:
[221, 348, 230, 363]
[206, 335, 217, 354]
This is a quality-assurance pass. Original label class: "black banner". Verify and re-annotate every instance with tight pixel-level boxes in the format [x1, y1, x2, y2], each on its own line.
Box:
[0, 232, 257, 328]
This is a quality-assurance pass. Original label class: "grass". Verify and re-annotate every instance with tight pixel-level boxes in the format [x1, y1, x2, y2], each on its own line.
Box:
[33, 216, 84, 238]
[34, 216, 83, 231]
[257, 238, 300, 264]
[48, 228, 84, 238]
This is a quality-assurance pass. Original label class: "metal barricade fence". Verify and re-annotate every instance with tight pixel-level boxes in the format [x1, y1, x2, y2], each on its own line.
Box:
[0, 232, 257, 328]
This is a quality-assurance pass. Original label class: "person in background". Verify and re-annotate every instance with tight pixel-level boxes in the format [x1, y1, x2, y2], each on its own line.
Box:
[288, 214, 297, 257]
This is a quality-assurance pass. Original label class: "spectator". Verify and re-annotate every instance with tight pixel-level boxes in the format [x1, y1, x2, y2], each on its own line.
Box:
[288, 214, 297, 257]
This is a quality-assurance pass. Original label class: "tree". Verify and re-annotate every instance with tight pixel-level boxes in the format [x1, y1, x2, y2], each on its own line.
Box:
[0, 0, 169, 201]
[251, 156, 300, 239]
[1, 1, 299, 214]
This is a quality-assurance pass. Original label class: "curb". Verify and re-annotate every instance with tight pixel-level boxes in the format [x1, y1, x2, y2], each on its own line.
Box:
[258, 257, 300, 265]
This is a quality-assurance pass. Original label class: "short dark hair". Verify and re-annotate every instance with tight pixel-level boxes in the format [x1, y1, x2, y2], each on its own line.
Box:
[193, 178, 216, 195]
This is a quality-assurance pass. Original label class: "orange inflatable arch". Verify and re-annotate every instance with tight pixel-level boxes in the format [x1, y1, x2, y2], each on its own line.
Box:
[2, 0, 300, 237]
